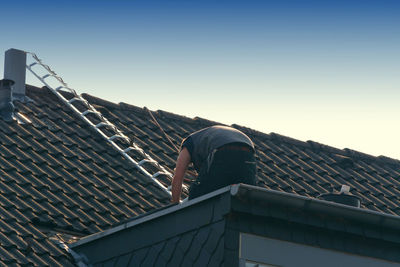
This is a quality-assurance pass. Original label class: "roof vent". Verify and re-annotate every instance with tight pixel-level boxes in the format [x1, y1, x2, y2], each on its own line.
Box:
[318, 185, 361, 208]
[0, 79, 15, 121]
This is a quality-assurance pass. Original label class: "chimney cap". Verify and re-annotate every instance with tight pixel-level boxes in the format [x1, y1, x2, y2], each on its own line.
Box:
[0, 79, 15, 87]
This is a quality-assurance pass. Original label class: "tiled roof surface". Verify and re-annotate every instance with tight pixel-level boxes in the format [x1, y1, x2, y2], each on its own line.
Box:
[0, 86, 170, 266]
[82, 92, 400, 216]
[1, 85, 400, 265]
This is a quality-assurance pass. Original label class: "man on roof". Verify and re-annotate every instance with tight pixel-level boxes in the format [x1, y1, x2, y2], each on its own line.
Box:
[171, 125, 257, 203]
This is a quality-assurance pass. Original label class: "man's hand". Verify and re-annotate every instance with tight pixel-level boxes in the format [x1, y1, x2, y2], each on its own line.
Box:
[171, 147, 191, 203]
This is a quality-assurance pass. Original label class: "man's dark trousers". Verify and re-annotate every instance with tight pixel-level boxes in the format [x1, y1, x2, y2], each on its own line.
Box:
[188, 148, 256, 199]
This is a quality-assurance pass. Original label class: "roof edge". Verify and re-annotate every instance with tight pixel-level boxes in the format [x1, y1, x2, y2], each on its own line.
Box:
[70, 185, 233, 248]
[71, 184, 400, 249]
[233, 184, 400, 230]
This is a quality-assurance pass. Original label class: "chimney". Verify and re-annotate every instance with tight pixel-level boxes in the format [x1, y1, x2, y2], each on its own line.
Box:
[0, 79, 15, 121]
[318, 185, 361, 208]
[4, 48, 27, 101]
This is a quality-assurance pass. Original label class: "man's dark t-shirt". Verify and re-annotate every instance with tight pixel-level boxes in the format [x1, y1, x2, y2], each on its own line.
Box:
[181, 125, 254, 172]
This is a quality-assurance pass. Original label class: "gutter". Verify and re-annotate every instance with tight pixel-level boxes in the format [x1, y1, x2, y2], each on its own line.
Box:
[231, 184, 400, 230]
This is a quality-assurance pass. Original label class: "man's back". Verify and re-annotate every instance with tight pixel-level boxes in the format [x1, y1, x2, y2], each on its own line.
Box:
[183, 125, 254, 171]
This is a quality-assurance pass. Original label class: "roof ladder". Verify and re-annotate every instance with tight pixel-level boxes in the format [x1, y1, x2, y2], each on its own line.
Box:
[25, 51, 186, 197]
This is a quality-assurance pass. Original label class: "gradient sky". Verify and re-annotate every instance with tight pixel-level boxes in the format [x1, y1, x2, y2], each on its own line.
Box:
[1, 0, 399, 159]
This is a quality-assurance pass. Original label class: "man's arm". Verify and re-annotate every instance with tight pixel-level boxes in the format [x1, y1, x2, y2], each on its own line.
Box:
[171, 147, 191, 203]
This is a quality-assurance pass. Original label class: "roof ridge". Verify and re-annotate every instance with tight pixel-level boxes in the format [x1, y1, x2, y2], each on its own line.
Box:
[307, 141, 400, 166]
[377, 155, 400, 165]
[307, 140, 347, 156]
[118, 102, 221, 127]
[81, 93, 120, 110]
[232, 124, 400, 167]
[193, 116, 221, 126]
[65, 89, 400, 167]
[26, 85, 78, 103]
[231, 124, 271, 140]
[270, 132, 309, 149]
[26, 85, 58, 100]
[231, 125, 311, 150]
[155, 110, 199, 124]
[26, 84, 46, 94]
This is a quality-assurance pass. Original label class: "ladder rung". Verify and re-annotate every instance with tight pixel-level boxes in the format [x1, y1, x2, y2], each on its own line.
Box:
[55, 86, 66, 91]
[68, 97, 84, 104]
[55, 86, 74, 93]
[152, 171, 170, 178]
[42, 74, 52, 79]
[81, 110, 100, 116]
[108, 134, 129, 142]
[29, 62, 38, 67]
[133, 143, 147, 153]
[123, 147, 143, 153]
[96, 122, 112, 128]
[123, 146, 144, 154]
[138, 159, 157, 166]
[123, 147, 133, 153]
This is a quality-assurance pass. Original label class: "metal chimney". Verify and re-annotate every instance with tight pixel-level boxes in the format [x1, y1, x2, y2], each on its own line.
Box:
[319, 185, 361, 208]
[4, 48, 27, 101]
[0, 79, 15, 121]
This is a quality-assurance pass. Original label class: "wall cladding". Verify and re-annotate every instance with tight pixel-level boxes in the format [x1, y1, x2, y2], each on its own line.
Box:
[95, 220, 226, 267]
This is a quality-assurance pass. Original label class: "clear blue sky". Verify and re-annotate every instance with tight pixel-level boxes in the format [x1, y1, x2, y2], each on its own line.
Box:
[1, 0, 399, 159]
